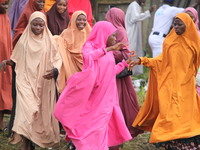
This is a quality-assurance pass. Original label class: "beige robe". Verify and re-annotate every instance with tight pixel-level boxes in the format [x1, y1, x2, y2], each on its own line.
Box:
[11, 11, 62, 148]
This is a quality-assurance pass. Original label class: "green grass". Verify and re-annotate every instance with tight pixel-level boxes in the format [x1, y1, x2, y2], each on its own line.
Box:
[0, 126, 163, 150]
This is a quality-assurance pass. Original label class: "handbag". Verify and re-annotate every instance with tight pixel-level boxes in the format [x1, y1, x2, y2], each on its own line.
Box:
[116, 51, 132, 79]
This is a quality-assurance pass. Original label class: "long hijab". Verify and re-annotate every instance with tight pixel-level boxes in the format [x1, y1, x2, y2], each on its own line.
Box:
[11, 11, 61, 148]
[105, 7, 130, 61]
[13, 0, 45, 47]
[54, 21, 131, 149]
[133, 13, 200, 143]
[47, 0, 70, 35]
[105, 7, 142, 138]
[56, 10, 91, 93]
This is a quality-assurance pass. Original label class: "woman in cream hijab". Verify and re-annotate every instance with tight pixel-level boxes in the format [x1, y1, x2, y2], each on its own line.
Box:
[55, 10, 91, 93]
[0, 11, 62, 150]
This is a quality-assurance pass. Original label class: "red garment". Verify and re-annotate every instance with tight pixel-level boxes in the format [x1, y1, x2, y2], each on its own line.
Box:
[13, 0, 45, 47]
[68, 0, 93, 26]
[0, 0, 7, 3]
[0, 13, 12, 111]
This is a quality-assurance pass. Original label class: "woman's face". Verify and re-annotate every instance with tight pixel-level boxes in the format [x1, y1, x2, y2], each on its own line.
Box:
[173, 18, 186, 35]
[56, 0, 67, 14]
[34, 0, 45, 11]
[106, 32, 116, 47]
[185, 11, 196, 22]
[0, 1, 8, 14]
[31, 18, 45, 35]
[76, 14, 87, 30]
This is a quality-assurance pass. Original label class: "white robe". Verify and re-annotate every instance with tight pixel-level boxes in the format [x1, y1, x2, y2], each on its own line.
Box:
[125, 1, 150, 75]
[148, 4, 184, 57]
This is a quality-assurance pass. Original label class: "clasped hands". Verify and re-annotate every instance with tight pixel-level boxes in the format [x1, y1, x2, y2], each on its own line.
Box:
[108, 42, 141, 71]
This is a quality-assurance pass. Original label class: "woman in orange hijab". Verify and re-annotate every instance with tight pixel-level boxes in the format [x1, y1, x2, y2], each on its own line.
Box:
[55, 10, 91, 93]
[0, 0, 12, 133]
[132, 13, 200, 149]
[13, 0, 45, 47]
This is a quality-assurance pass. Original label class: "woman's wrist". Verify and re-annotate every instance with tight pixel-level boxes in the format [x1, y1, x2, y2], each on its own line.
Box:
[106, 46, 113, 52]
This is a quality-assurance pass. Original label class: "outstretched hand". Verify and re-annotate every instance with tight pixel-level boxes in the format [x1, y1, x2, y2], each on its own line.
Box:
[128, 58, 141, 71]
[106, 42, 127, 52]
[125, 51, 137, 71]
[43, 69, 54, 80]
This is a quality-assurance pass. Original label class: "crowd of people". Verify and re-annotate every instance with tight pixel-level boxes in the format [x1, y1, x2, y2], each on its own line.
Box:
[1, 0, 200, 150]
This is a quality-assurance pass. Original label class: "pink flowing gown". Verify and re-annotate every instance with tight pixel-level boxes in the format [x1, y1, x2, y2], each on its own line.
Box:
[54, 21, 132, 150]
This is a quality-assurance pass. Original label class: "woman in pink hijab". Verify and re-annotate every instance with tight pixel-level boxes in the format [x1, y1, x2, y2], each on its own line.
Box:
[184, 7, 200, 34]
[184, 7, 200, 96]
[54, 21, 133, 150]
[105, 7, 143, 150]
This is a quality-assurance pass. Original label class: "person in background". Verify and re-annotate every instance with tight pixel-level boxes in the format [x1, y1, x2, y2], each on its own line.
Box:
[47, 0, 70, 35]
[13, 0, 45, 47]
[0, 11, 62, 150]
[8, 0, 28, 35]
[68, 0, 93, 26]
[125, 0, 156, 76]
[55, 10, 91, 93]
[105, 7, 143, 150]
[148, 0, 200, 58]
[148, 0, 183, 58]
[184, 7, 200, 96]
[184, 7, 200, 34]
[54, 21, 135, 150]
[0, 0, 12, 134]
[44, 0, 55, 11]
[132, 13, 200, 150]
